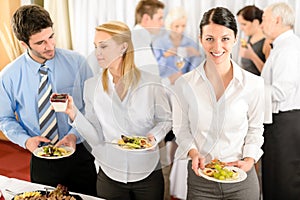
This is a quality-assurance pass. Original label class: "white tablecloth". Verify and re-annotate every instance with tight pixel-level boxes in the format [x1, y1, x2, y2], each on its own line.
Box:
[0, 175, 103, 200]
[169, 159, 188, 200]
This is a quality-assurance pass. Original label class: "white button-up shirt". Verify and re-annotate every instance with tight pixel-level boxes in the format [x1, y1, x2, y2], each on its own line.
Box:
[72, 70, 172, 183]
[172, 61, 264, 163]
[132, 24, 160, 76]
[261, 30, 300, 114]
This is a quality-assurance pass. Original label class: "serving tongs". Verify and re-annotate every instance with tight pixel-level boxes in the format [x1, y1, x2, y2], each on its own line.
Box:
[5, 187, 55, 197]
[44, 186, 55, 195]
[104, 141, 126, 146]
[5, 189, 17, 196]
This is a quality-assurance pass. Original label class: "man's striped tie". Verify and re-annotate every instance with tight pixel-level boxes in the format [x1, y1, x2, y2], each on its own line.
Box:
[38, 64, 59, 144]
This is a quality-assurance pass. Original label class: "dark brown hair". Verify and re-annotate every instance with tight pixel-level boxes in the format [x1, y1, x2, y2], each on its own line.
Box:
[135, 0, 164, 25]
[200, 7, 238, 38]
[237, 5, 263, 24]
[11, 4, 53, 45]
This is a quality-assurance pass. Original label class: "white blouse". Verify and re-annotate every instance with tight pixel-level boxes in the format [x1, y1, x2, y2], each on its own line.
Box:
[172, 60, 264, 163]
[72, 70, 172, 183]
[132, 24, 160, 76]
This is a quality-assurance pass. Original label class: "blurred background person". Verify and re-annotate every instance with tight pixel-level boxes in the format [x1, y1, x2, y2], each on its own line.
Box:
[236, 5, 271, 197]
[260, 2, 300, 200]
[151, 7, 204, 200]
[237, 5, 272, 76]
[133, 2, 174, 199]
[152, 7, 204, 85]
[132, 0, 164, 76]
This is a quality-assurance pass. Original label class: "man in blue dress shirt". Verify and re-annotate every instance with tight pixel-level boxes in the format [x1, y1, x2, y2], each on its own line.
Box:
[0, 5, 97, 196]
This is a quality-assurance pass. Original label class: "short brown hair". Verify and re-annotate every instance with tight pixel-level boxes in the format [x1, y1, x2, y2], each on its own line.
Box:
[11, 4, 53, 45]
[135, 0, 164, 25]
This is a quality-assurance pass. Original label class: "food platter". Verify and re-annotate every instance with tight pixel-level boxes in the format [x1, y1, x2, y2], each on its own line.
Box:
[33, 145, 74, 159]
[11, 190, 44, 200]
[11, 190, 82, 200]
[198, 166, 247, 183]
[111, 135, 157, 152]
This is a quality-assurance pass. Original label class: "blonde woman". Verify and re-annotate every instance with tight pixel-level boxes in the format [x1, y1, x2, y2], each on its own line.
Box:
[65, 21, 171, 200]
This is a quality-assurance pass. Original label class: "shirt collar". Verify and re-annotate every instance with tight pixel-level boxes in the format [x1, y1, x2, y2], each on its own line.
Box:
[198, 60, 244, 87]
[107, 69, 115, 87]
[272, 30, 293, 48]
[133, 24, 152, 45]
[25, 52, 41, 74]
[25, 51, 54, 74]
[231, 60, 244, 87]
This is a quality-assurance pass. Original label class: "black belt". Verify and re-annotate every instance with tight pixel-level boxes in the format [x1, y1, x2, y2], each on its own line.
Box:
[277, 109, 300, 114]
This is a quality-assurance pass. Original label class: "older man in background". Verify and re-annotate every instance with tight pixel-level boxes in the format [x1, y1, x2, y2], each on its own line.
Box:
[261, 2, 300, 200]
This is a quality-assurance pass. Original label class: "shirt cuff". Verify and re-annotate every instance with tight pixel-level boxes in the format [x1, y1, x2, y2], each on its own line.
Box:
[67, 107, 84, 143]
[21, 135, 32, 149]
[243, 144, 263, 163]
[161, 77, 171, 86]
[264, 84, 273, 124]
[175, 142, 198, 159]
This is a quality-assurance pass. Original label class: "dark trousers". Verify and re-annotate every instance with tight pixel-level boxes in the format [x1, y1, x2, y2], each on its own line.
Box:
[96, 165, 164, 200]
[262, 110, 300, 200]
[31, 143, 97, 196]
[187, 161, 260, 200]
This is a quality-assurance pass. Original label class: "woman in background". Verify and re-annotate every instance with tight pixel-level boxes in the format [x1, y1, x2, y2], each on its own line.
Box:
[237, 5, 271, 75]
[152, 7, 203, 84]
[65, 21, 171, 200]
[237, 6, 270, 192]
[172, 7, 264, 200]
[152, 8, 204, 200]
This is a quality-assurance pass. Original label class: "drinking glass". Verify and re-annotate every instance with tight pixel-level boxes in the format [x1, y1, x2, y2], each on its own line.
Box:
[175, 47, 187, 70]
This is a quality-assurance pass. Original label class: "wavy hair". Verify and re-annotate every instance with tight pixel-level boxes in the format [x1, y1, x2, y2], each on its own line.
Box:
[11, 5, 53, 45]
[164, 7, 187, 30]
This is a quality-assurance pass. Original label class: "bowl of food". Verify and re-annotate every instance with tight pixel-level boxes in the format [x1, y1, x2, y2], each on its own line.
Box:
[50, 93, 68, 112]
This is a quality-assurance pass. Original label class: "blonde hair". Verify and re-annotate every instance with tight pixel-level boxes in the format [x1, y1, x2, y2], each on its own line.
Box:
[164, 7, 187, 30]
[95, 21, 141, 96]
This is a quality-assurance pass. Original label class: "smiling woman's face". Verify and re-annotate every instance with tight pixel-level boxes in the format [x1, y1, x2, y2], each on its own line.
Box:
[200, 23, 236, 65]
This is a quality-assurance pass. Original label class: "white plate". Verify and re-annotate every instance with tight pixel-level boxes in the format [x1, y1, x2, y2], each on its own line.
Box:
[198, 166, 247, 183]
[33, 146, 75, 159]
[111, 138, 157, 152]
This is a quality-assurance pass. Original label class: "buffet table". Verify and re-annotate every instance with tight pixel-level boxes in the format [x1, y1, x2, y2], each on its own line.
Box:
[0, 175, 103, 200]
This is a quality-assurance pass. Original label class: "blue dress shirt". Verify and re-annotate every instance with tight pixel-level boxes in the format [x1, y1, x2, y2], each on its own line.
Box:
[152, 32, 204, 78]
[0, 48, 93, 148]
